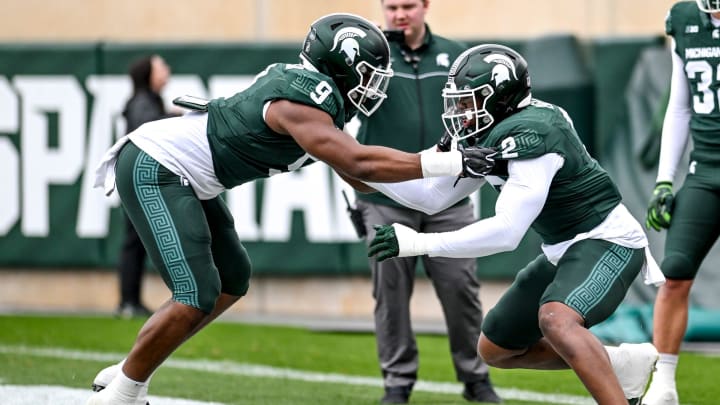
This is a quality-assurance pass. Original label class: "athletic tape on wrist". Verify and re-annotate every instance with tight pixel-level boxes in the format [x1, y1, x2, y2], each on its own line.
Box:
[420, 149, 462, 178]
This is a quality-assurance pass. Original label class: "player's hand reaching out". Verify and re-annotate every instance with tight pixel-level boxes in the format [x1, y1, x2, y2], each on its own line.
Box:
[461, 146, 497, 178]
[435, 132, 496, 178]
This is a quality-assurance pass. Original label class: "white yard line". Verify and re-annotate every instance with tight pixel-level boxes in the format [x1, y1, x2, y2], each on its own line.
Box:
[0, 385, 224, 405]
[0, 345, 594, 405]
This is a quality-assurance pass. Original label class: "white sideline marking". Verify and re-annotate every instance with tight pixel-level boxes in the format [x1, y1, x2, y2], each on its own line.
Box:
[0, 345, 593, 405]
[0, 385, 224, 405]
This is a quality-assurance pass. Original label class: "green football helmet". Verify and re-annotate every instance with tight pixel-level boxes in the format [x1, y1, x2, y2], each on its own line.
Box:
[442, 44, 532, 142]
[300, 13, 393, 117]
[697, 0, 720, 13]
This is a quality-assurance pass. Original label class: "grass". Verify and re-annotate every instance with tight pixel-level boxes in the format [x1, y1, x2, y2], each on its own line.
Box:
[0, 314, 718, 404]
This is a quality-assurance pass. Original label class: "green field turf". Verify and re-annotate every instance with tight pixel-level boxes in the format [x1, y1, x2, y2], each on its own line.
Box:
[0, 314, 717, 404]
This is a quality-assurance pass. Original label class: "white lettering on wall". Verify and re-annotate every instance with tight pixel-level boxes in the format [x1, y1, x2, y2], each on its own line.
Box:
[228, 184, 260, 240]
[261, 162, 332, 242]
[14, 76, 86, 237]
[77, 75, 129, 237]
[0, 77, 19, 234]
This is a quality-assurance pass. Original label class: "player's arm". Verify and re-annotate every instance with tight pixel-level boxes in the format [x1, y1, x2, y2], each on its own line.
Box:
[646, 39, 690, 231]
[364, 176, 484, 215]
[368, 154, 562, 261]
[265, 100, 464, 182]
[338, 171, 377, 193]
[657, 38, 691, 184]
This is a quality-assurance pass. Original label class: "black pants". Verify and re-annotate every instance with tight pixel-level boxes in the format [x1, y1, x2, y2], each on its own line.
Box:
[118, 213, 147, 306]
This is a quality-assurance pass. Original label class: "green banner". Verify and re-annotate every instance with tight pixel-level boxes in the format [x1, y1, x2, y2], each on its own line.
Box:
[0, 38, 662, 278]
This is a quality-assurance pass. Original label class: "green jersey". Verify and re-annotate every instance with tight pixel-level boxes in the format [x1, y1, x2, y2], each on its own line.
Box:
[479, 99, 622, 244]
[667, 1, 720, 164]
[206, 63, 347, 188]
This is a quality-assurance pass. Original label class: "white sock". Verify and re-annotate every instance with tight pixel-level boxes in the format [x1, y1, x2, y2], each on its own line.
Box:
[652, 353, 678, 389]
[117, 359, 154, 398]
[106, 369, 145, 402]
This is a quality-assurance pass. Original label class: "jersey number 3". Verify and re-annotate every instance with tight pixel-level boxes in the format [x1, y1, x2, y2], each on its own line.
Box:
[686, 60, 720, 114]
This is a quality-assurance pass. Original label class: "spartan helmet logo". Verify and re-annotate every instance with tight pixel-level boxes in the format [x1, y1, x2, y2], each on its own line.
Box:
[330, 27, 367, 65]
[483, 53, 518, 87]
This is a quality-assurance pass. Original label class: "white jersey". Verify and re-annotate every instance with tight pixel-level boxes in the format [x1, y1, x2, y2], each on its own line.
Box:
[128, 111, 225, 200]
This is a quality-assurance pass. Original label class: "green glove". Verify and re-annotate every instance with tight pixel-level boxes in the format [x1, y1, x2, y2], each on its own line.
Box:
[646, 181, 674, 231]
[368, 224, 400, 261]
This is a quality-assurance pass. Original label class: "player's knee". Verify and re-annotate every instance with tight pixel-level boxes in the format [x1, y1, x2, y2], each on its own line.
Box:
[538, 302, 579, 341]
[180, 275, 221, 314]
[659, 277, 693, 299]
[661, 253, 697, 280]
[477, 333, 528, 368]
[477, 334, 502, 367]
[198, 286, 221, 314]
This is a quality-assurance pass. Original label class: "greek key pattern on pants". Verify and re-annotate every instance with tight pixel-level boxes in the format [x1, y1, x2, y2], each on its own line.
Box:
[565, 244, 632, 316]
[134, 151, 199, 308]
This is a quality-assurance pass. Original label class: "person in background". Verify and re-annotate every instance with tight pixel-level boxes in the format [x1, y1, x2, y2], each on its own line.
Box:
[85, 13, 494, 405]
[353, 1, 500, 403]
[643, 1, 720, 404]
[354, 43, 665, 405]
[115, 54, 177, 319]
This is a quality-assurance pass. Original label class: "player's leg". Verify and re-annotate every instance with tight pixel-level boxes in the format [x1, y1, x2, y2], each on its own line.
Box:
[88, 143, 221, 404]
[91, 197, 252, 404]
[194, 195, 252, 329]
[644, 166, 720, 405]
[478, 254, 562, 368]
[480, 240, 650, 404]
[539, 240, 647, 404]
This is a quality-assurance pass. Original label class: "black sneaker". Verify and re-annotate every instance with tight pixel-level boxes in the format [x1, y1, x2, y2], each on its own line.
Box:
[380, 384, 413, 404]
[462, 377, 502, 403]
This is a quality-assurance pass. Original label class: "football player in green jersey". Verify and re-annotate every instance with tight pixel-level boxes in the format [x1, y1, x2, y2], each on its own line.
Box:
[358, 44, 666, 405]
[86, 13, 496, 405]
[643, 1, 720, 404]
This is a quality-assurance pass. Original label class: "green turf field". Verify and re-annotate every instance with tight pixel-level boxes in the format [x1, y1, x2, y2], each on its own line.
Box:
[0, 314, 717, 404]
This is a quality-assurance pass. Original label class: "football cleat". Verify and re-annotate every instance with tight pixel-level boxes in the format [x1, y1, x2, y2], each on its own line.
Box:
[641, 382, 679, 405]
[610, 343, 659, 402]
[92, 363, 120, 392]
[86, 386, 144, 405]
[91, 363, 150, 405]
